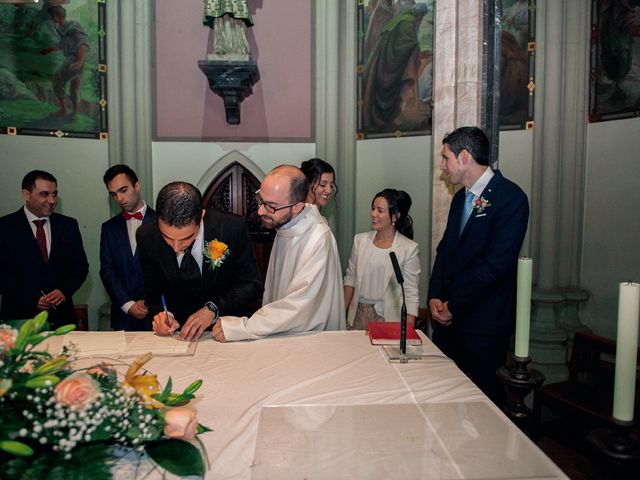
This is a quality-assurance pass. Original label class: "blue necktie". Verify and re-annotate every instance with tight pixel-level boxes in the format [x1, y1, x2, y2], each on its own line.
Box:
[460, 190, 475, 235]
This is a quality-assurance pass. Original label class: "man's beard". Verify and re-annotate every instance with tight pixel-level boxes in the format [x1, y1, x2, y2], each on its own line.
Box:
[260, 210, 293, 230]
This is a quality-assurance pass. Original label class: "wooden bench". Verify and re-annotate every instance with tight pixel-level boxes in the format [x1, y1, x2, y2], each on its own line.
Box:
[532, 331, 640, 437]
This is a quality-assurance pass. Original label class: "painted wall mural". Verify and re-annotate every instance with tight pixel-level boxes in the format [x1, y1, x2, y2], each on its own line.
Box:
[590, 0, 640, 122]
[0, 0, 106, 139]
[357, 0, 435, 139]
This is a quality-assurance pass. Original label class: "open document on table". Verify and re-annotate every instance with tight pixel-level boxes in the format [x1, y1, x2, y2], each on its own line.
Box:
[61, 331, 196, 357]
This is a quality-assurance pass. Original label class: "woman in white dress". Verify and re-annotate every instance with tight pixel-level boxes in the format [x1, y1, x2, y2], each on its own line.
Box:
[344, 189, 420, 330]
[300, 158, 337, 209]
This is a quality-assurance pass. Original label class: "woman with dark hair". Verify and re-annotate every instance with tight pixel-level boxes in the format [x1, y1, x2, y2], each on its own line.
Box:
[343, 189, 420, 329]
[300, 158, 336, 208]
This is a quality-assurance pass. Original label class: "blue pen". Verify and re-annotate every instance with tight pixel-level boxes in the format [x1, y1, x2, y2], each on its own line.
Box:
[161, 294, 170, 326]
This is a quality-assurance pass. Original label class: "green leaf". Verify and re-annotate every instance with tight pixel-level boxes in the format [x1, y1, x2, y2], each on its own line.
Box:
[145, 439, 205, 477]
[25, 374, 60, 388]
[156, 376, 172, 402]
[53, 324, 76, 336]
[183, 379, 203, 396]
[163, 393, 194, 406]
[31, 311, 49, 334]
[13, 318, 36, 351]
[30, 356, 68, 376]
[197, 423, 213, 434]
[25, 333, 47, 348]
[0, 440, 34, 456]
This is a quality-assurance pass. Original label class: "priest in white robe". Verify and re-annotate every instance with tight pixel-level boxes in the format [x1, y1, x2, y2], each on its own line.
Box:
[213, 165, 345, 342]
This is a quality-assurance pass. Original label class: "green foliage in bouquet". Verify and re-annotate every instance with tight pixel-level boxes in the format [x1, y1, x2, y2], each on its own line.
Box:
[0, 312, 211, 479]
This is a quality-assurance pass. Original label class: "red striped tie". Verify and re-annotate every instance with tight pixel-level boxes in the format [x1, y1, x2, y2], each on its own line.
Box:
[33, 219, 48, 262]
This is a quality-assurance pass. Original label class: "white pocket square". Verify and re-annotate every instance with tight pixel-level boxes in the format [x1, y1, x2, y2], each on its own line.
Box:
[475, 213, 487, 218]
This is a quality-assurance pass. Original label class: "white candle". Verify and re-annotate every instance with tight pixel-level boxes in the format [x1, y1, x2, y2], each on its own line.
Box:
[514, 257, 533, 358]
[613, 282, 640, 422]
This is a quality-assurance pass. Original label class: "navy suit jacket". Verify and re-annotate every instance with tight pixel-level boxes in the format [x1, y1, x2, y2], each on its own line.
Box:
[137, 208, 263, 326]
[428, 170, 529, 341]
[0, 209, 89, 327]
[99, 208, 156, 330]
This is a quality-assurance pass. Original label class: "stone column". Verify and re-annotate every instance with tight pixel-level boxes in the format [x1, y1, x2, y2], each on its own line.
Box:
[431, 0, 484, 261]
[529, 0, 590, 382]
[315, 1, 357, 263]
[106, 0, 154, 211]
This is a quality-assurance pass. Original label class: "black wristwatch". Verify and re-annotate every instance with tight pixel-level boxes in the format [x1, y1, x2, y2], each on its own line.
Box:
[204, 301, 219, 323]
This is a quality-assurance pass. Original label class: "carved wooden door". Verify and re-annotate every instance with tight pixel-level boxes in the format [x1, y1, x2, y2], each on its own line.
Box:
[202, 162, 274, 283]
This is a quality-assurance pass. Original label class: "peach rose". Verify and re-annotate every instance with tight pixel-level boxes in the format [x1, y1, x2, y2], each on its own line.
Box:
[54, 373, 99, 410]
[164, 408, 198, 441]
[0, 327, 18, 355]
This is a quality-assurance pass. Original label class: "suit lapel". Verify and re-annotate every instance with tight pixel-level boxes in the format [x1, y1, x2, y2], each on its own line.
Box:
[47, 214, 60, 263]
[202, 217, 221, 284]
[132, 209, 155, 259]
[457, 171, 502, 241]
[384, 231, 397, 286]
[19, 210, 46, 264]
[113, 215, 136, 261]
[452, 190, 467, 244]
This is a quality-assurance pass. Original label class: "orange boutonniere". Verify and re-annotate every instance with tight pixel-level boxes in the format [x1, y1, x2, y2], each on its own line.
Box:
[204, 239, 230, 270]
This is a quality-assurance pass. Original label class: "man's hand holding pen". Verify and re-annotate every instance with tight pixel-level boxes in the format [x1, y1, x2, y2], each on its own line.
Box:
[152, 310, 180, 335]
[38, 289, 65, 311]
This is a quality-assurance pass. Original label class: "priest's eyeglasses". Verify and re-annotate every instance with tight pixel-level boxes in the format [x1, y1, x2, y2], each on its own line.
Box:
[255, 190, 300, 214]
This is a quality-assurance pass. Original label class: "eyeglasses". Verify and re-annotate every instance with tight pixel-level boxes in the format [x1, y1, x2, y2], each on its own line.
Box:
[255, 190, 300, 214]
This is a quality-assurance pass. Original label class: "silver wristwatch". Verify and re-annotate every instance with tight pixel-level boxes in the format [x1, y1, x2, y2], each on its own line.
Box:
[204, 301, 219, 323]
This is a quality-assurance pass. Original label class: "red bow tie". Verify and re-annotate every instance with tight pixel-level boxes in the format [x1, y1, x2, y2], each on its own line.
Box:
[123, 211, 143, 221]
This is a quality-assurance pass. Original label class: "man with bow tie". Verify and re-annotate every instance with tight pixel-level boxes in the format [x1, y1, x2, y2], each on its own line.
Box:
[428, 127, 529, 406]
[0, 170, 89, 328]
[100, 165, 156, 330]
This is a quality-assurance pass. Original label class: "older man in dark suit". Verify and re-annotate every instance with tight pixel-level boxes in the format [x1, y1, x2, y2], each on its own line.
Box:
[100, 165, 155, 331]
[0, 170, 89, 328]
[428, 126, 529, 405]
[137, 181, 262, 341]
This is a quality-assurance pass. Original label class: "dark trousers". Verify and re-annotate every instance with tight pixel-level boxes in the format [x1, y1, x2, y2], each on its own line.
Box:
[433, 325, 508, 407]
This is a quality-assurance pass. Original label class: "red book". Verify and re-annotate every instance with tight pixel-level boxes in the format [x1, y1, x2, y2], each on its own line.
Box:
[367, 322, 422, 346]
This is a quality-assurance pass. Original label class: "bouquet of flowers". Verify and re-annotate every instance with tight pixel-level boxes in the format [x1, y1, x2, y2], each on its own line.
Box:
[0, 312, 210, 479]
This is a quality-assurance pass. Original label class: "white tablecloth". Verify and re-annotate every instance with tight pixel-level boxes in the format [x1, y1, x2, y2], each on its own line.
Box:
[59, 330, 568, 479]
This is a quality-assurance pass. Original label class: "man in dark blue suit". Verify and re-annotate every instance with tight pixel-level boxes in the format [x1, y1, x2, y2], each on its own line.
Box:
[428, 127, 529, 405]
[100, 165, 155, 330]
[0, 170, 88, 328]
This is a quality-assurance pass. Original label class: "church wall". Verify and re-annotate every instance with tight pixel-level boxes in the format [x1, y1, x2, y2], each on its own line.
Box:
[154, 0, 312, 141]
[151, 142, 315, 199]
[582, 117, 640, 338]
[498, 129, 534, 256]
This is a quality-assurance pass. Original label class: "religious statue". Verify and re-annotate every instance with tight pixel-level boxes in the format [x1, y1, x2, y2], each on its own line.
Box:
[203, 0, 253, 61]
